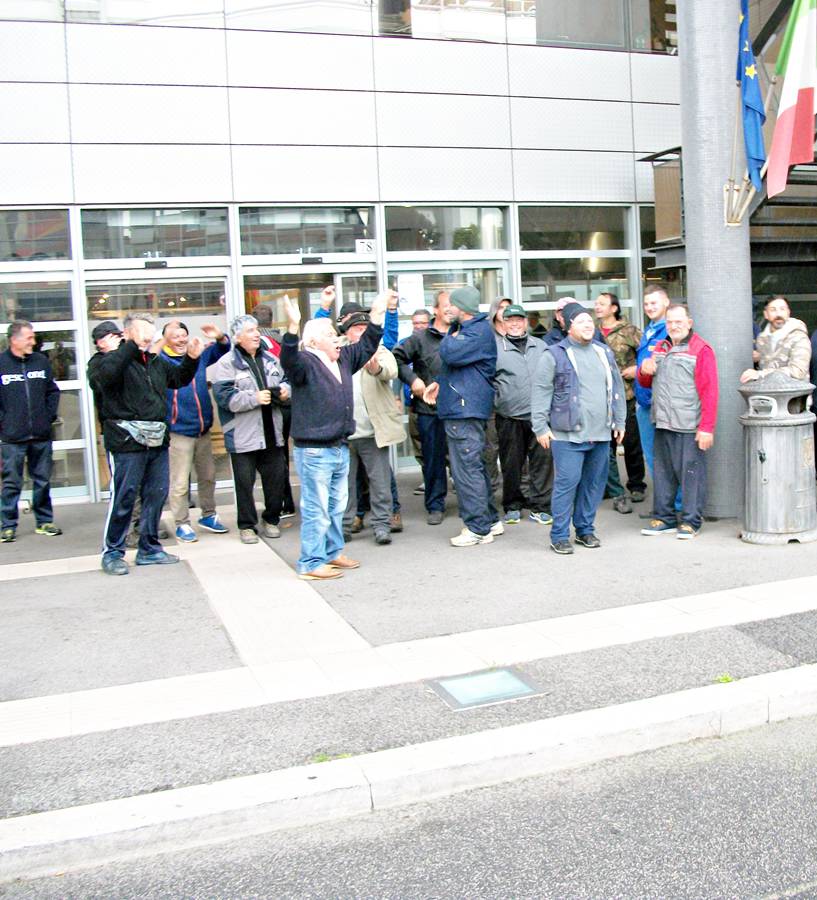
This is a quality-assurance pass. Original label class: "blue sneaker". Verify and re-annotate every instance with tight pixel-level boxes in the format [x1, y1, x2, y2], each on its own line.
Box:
[102, 554, 129, 576]
[175, 524, 197, 543]
[503, 510, 521, 525]
[640, 519, 677, 536]
[135, 550, 180, 566]
[198, 514, 228, 534]
[529, 512, 553, 526]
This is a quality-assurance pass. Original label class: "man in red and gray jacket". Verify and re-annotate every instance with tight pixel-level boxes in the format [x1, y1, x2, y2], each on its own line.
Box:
[636, 303, 718, 540]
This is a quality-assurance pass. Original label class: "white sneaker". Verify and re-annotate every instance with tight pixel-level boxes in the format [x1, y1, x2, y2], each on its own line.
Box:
[490, 520, 505, 536]
[450, 527, 494, 547]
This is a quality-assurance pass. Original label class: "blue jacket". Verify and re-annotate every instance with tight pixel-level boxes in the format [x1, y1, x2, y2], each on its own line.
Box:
[437, 313, 497, 421]
[634, 318, 668, 409]
[161, 338, 230, 437]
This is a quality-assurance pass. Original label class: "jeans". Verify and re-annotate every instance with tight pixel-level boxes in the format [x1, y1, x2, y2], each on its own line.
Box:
[416, 413, 448, 513]
[495, 414, 553, 514]
[230, 445, 286, 531]
[443, 418, 497, 536]
[168, 432, 217, 525]
[636, 403, 655, 475]
[653, 429, 707, 529]
[294, 444, 348, 574]
[345, 437, 392, 533]
[103, 447, 169, 560]
[550, 440, 610, 543]
[1, 440, 53, 528]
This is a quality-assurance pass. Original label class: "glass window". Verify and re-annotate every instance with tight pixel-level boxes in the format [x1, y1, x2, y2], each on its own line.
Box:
[521, 258, 629, 304]
[380, 0, 507, 42]
[39, 331, 79, 381]
[87, 280, 226, 325]
[640, 206, 656, 251]
[244, 273, 378, 328]
[629, 0, 678, 53]
[519, 207, 628, 252]
[81, 209, 229, 260]
[0, 281, 72, 323]
[50, 388, 84, 442]
[532, 0, 626, 48]
[65, 1, 224, 26]
[386, 207, 506, 252]
[41, 448, 87, 492]
[0, 210, 70, 262]
[0, 1, 62, 20]
[225, 0, 373, 35]
[387, 267, 505, 312]
[239, 208, 375, 256]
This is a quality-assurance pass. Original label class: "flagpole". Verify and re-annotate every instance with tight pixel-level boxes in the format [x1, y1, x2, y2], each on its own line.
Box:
[736, 158, 771, 221]
[727, 83, 742, 220]
[731, 74, 778, 223]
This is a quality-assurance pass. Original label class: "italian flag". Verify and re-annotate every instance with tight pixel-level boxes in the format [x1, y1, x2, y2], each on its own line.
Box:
[766, 0, 817, 198]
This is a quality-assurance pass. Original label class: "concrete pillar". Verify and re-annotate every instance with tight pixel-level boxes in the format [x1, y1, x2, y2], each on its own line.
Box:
[678, 0, 755, 518]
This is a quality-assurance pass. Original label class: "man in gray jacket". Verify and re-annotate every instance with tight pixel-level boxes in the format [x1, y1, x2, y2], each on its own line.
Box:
[494, 304, 552, 527]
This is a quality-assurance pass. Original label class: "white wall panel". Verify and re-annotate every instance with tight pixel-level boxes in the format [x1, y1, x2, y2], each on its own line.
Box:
[508, 45, 630, 101]
[373, 36, 509, 95]
[511, 97, 633, 151]
[513, 150, 635, 202]
[632, 102, 680, 153]
[0, 21, 66, 81]
[226, 30, 374, 91]
[229, 88, 376, 146]
[0, 84, 70, 142]
[72, 145, 233, 203]
[66, 23, 227, 85]
[70, 85, 230, 144]
[635, 158, 655, 202]
[231, 146, 379, 202]
[378, 147, 513, 201]
[630, 52, 680, 104]
[0, 145, 73, 203]
[377, 93, 511, 148]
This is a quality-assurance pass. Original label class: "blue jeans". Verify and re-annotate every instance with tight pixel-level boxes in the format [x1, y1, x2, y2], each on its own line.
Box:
[416, 413, 447, 513]
[550, 440, 610, 543]
[1, 440, 54, 528]
[636, 403, 655, 475]
[294, 444, 349, 575]
[103, 447, 169, 560]
[443, 418, 497, 536]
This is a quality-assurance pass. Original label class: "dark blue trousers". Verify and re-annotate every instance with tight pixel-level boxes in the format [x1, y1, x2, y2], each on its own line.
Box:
[416, 413, 448, 513]
[444, 417, 497, 536]
[1, 440, 54, 528]
[653, 429, 707, 529]
[550, 440, 610, 543]
[103, 447, 169, 559]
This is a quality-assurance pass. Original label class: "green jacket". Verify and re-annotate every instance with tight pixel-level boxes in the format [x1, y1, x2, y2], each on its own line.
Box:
[602, 320, 641, 401]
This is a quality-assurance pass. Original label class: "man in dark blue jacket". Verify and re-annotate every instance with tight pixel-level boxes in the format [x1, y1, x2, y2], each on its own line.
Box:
[159, 320, 230, 543]
[423, 286, 499, 547]
[0, 320, 61, 542]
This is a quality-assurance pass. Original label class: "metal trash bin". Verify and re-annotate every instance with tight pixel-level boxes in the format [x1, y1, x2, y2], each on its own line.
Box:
[738, 370, 817, 544]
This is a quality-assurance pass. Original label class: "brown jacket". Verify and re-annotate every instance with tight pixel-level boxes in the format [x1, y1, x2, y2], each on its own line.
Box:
[755, 318, 812, 381]
[602, 320, 642, 401]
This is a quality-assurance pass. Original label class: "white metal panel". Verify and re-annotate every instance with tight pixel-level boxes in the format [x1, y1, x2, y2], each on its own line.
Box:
[66, 23, 228, 85]
[632, 102, 681, 153]
[0, 145, 73, 203]
[229, 87, 377, 146]
[511, 97, 633, 151]
[635, 158, 656, 202]
[373, 36, 509, 95]
[69, 84, 230, 144]
[0, 21, 66, 81]
[0, 83, 70, 142]
[231, 146, 379, 202]
[72, 145, 233, 203]
[377, 93, 511, 148]
[630, 52, 680, 104]
[513, 150, 636, 202]
[378, 147, 513, 202]
[226, 29, 375, 91]
[508, 44, 630, 101]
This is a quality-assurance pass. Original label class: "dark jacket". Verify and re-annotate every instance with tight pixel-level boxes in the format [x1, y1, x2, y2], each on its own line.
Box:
[437, 313, 497, 421]
[392, 325, 446, 416]
[90, 339, 198, 453]
[0, 349, 60, 443]
[543, 324, 567, 346]
[280, 322, 383, 446]
[161, 338, 230, 438]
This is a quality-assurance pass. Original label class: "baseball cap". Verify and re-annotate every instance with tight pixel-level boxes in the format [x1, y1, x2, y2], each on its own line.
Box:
[92, 321, 122, 343]
[502, 304, 527, 319]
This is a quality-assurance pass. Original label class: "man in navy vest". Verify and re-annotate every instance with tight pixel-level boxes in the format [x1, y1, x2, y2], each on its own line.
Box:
[531, 302, 626, 556]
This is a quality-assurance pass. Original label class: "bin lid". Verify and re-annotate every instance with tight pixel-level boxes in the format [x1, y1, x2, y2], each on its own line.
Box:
[737, 369, 815, 400]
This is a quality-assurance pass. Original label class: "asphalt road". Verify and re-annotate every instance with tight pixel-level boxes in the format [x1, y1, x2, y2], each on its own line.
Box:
[6, 715, 817, 899]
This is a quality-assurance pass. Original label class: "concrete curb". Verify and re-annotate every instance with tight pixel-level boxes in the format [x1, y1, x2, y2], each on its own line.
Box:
[4, 664, 817, 884]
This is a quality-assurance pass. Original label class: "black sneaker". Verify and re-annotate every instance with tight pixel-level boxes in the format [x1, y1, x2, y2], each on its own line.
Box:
[575, 533, 601, 549]
[374, 530, 392, 545]
[550, 540, 574, 555]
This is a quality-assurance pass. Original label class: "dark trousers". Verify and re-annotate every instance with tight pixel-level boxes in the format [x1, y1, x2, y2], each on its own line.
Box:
[606, 398, 647, 497]
[281, 406, 295, 515]
[495, 413, 553, 514]
[1, 440, 53, 528]
[653, 429, 707, 529]
[345, 437, 392, 533]
[416, 413, 448, 513]
[484, 412, 502, 496]
[103, 447, 168, 558]
[550, 440, 610, 543]
[356, 465, 400, 517]
[444, 417, 497, 536]
[230, 446, 286, 532]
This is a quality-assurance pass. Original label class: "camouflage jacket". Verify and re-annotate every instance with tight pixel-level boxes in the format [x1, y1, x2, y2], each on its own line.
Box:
[602, 320, 642, 401]
[755, 318, 812, 381]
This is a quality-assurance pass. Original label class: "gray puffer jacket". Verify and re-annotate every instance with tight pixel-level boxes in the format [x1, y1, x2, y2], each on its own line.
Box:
[493, 333, 548, 419]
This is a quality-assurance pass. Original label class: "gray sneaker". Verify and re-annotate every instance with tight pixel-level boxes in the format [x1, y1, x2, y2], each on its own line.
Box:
[262, 522, 281, 539]
[240, 528, 259, 544]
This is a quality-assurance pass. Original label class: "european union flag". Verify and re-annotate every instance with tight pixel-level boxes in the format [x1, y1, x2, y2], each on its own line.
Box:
[738, 0, 766, 191]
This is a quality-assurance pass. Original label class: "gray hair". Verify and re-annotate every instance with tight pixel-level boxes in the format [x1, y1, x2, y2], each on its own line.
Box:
[229, 314, 258, 340]
[123, 312, 155, 329]
[7, 320, 32, 339]
[302, 318, 336, 348]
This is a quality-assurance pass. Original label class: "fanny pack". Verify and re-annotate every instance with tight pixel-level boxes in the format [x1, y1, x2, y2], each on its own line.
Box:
[116, 420, 167, 448]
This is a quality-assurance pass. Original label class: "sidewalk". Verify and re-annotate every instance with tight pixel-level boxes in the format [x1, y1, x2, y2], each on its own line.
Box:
[3, 478, 817, 882]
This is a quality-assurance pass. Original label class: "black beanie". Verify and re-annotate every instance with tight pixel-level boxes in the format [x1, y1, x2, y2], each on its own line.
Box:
[562, 302, 590, 332]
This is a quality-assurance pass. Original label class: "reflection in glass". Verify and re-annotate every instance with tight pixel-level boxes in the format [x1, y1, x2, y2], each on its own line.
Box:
[39, 331, 78, 381]
[65, 0, 224, 27]
[0, 210, 70, 262]
[386, 207, 506, 252]
[380, 0, 507, 41]
[225, 0, 374, 35]
[244, 272, 377, 328]
[0, 282, 72, 324]
[0, 0, 62, 20]
[387, 268, 504, 312]
[521, 258, 628, 304]
[87, 281, 226, 329]
[240, 207, 374, 256]
[629, 0, 678, 53]
[519, 207, 627, 252]
[533, 0, 625, 48]
[81, 209, 229, 260]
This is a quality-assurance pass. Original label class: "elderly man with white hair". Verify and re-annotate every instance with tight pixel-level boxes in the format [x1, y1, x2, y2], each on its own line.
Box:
[280, 292, 387, 581]
[210, 314, 289, 545]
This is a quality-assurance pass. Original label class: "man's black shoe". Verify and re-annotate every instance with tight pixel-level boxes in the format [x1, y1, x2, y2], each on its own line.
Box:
[549, 540, 574, 555]
[575, 533, 601, 549]
[427, 510, 444, 525]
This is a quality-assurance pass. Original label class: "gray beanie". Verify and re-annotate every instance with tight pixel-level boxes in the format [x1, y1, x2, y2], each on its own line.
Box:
[449, 285, 481, 315]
